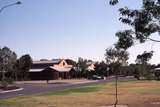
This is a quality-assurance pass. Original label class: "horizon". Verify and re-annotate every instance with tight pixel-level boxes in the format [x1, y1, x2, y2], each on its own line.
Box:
[1, 0, 160, 64]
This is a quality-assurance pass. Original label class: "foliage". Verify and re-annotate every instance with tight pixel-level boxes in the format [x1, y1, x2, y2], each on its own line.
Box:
[0, 80, 8, 88]
[105, 47, 129, 67]
[136, 51, 153, 64]
[0, 78, 14, 88]
[110, 0, 160, 49]
[17, 54, 32, 80]
[0, 46, 17, 80]
[0, 46, 32, 81]
[94, 61, 109, 76]
[76, 57, 93, 78]
[109, 0, 119, 5]
[65, 59, 77, 66]
[119, 65, 134, 76]
[135, 51, 153, 79]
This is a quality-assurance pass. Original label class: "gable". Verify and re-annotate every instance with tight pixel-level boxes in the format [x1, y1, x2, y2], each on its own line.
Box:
[58, 59, 68, 67]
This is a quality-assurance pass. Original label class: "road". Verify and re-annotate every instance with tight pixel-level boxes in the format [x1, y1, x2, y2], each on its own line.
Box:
[0, 77, 135, 100]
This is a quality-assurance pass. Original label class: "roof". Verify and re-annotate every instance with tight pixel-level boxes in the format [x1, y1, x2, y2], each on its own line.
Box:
[86, 62, 94, 65]
[86, 63, 95, 71]
[49, 66, 72, 72]
[155, 68, 160, 70]
[32, 59, 61, 64]
[29, 69, 44, 72]
[30, 59, 73, 72]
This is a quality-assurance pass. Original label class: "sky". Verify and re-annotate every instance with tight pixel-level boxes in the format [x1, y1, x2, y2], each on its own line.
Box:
[1, 0, 160, 64]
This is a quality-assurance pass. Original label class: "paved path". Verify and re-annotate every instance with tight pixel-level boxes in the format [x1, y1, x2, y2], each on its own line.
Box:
[0, 77, 135, 100]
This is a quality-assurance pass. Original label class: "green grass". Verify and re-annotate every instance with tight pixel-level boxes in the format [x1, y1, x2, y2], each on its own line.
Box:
[37, 85, 103, 96]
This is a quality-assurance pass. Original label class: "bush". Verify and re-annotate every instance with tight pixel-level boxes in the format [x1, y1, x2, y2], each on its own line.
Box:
[0, 78, 14, 88]
[6, 78, 14, 84]
[0, 80, 8, 88]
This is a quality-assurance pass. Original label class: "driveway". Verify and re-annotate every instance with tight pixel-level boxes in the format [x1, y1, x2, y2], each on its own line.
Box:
[0, 76, 135, 100]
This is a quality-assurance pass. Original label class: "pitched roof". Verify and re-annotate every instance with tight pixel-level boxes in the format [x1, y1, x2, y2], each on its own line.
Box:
[30, 59, 73, 72]
[49, 66, 72, 72]
[32, 59, 61, 64]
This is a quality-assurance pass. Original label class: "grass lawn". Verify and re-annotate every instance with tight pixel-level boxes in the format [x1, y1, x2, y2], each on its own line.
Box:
[0, 80, 160, 107]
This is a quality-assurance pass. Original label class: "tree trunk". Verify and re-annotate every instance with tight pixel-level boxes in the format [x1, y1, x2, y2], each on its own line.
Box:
[114, 69, 118, 107]
[2, 66, 6, 80]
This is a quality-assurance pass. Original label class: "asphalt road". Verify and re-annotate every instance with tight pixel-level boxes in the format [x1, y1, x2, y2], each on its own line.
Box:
[0, 77, 135, 100]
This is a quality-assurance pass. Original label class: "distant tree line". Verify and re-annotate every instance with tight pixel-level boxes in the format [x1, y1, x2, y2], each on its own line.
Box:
[74, 52, 160, 80]
[0, 46, 159, 82]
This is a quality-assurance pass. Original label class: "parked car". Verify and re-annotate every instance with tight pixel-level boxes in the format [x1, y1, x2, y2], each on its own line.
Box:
[88, 75, 104, 80]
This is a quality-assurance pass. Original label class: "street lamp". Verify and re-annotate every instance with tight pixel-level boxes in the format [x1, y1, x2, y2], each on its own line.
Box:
[0, 1, 21, 80]
[0, 1, 21, 13]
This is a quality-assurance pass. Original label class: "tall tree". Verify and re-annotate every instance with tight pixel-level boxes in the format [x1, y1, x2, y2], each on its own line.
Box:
[109, 0, 160, 49]
[105, 47, 129, 107]
[0, 46, 17, 80]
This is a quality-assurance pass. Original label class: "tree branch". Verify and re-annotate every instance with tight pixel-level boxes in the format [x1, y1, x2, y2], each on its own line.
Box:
[147, 37, 160, 42]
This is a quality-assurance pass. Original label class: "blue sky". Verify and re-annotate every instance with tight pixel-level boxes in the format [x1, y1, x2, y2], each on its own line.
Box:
[1, 0, 160, 64]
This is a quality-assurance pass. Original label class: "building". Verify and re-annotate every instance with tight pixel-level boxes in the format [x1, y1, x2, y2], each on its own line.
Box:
[86, 62, 95, 71]
[29, 59, 75, 80]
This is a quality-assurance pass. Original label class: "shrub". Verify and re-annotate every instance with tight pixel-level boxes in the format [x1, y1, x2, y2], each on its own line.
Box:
[0, 80, 8, 88]
[0, 78, 14, 88]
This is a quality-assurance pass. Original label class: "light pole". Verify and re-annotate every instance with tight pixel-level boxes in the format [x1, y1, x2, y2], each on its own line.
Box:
[0, 1, 21, 13]
[0, 1, 21, 80]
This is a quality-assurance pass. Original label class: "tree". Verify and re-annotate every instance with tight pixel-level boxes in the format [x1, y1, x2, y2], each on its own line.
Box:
[18, 54, 32, 80]
[94, 61, 109, 76]
[0, 46, 17, 80]
[65, 59, 77, 66]
[76, 57, 93, 78]
[105, 47, 129, 107]
[105, 47, 129, 66]
[136, 51, 153, 64]
[109, 0, 160, 49]
[135, 51, 153, 79]
[77, 57, 87, 78]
